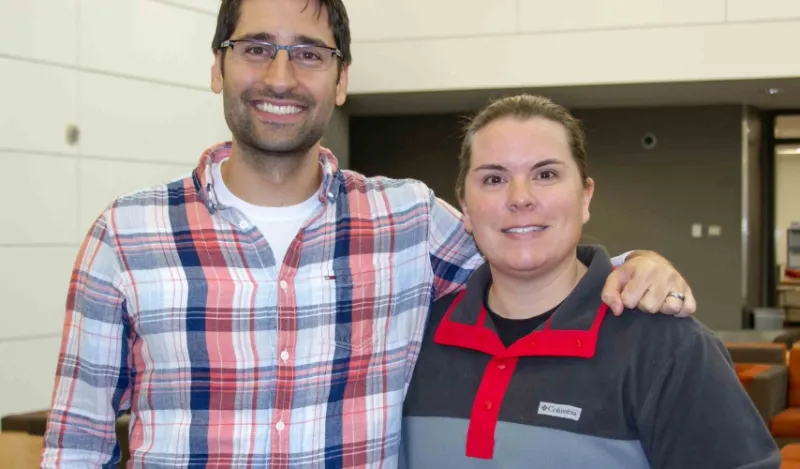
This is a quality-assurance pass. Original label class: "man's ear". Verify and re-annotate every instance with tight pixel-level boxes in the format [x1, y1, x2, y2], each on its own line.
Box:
[211, 50, 224, 94]
[582, 177, 595, 224]
[335, 65, 349, 106]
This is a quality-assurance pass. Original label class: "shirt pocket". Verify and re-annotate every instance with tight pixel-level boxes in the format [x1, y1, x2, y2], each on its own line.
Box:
[323, 268, 392, 353]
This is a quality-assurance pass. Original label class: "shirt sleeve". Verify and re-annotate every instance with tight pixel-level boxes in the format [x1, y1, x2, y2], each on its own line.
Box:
[41, 213, 132, 469]
[610, 250, 633, 267]
[637, 332, 781, 469]
[427, 191, 483, 300]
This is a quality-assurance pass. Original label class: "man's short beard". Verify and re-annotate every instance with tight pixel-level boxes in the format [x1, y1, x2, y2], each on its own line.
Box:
[223, 95, 327, 161]
[233, 116, 325, 159]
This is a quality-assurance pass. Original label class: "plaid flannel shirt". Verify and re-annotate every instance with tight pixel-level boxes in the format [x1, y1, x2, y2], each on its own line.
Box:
[42, 142, 482, 468]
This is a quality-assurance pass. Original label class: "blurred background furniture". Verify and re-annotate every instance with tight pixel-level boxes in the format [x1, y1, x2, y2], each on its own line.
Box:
[1, 411, 130, 469]
[0, 432, 42, 469]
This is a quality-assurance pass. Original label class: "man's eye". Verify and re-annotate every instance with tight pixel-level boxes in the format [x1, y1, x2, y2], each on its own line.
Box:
[244, 46, 267, 56]
[300, 50, 322, 61]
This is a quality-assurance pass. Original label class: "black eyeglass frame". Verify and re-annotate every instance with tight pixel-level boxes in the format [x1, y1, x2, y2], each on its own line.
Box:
[219, 39, 343, 64]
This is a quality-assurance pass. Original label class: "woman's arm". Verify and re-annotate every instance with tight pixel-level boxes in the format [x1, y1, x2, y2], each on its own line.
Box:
[637, 331, 780, 468]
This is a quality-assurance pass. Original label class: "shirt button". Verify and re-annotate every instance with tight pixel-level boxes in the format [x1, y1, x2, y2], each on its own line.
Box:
[280, 350, 290, 362]
[484, 401, 493, 411]
[327, 191, 334, 199]
[276, 420, 285, 432]
[497, 362, 506, 370]
[279, 280, 288, 291]
[238, 220, 249, 229]
[529, 340, 536, 346]
[576, 339, 583, 348]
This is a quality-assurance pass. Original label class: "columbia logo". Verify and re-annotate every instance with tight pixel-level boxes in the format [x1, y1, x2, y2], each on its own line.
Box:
[538, 401, 582, 421]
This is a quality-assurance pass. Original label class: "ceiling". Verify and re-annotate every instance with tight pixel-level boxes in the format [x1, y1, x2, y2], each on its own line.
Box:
[345, 77, 800, 117]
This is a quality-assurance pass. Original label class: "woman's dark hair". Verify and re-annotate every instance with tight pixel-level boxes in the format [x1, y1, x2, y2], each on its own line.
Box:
[455, 94, 589, 201]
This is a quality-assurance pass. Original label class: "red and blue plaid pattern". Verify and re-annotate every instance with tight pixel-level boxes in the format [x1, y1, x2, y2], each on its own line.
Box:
[42, 142, 481, 468]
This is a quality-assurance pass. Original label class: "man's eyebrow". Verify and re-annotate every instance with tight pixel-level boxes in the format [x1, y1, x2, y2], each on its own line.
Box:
[235, 32, 273, 41]
[234, 32, 334, 48]
[295, 34, 334, 48]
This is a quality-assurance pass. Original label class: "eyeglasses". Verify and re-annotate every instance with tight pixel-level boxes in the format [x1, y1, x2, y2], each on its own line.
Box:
[219, 39, 342, 71]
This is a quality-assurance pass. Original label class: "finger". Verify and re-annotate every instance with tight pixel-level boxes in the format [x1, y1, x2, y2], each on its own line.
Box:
[601, 270, 627, 316]
[660, 296, 684, 315]
[643, 275, 672, 312]
[620, 275, 651, 310]
[637, 288, 665, 313]
[677, 287, 696, 317]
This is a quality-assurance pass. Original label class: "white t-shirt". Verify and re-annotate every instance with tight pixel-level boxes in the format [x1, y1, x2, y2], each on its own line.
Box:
[212, 161, 320, 268]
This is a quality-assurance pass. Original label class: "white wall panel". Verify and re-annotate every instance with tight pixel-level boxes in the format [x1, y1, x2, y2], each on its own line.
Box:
[0, 0, 77, 66]
[78, 72, 230, 164]
[79, 0, 215, 88]
[150, 0, 219, 16]
[727, 0, 800, 21]
[519, 0, 724, 32]
[347, 0, 517, 41]
[0, 336, 62, 417]
[0, 59, 78, 155]
[78, 159, 191, 232]
[348, 20, 800, 94]
[0, 152, 79, 245]
[0, 247, 77, 341]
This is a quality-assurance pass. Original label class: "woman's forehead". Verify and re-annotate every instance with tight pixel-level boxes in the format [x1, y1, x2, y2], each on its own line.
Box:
[471, 118, 572, 166]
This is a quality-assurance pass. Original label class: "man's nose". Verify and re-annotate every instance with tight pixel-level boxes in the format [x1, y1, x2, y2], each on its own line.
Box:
[261, 49, 299, 94]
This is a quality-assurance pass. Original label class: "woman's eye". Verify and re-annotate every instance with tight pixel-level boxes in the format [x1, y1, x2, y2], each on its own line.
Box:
[537, 170, 556, 180]
[484, 175, 504, 185]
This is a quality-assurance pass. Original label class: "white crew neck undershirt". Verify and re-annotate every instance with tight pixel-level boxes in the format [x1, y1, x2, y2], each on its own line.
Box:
[212, 160, 320, 267]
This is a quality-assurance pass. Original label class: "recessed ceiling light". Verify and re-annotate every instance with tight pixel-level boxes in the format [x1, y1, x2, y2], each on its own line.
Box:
[765, 88, 785, 95]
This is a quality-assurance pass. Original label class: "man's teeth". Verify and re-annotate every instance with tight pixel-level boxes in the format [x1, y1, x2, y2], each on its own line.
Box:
[504, 226, 546, 234]
[255, 102, 303, 115]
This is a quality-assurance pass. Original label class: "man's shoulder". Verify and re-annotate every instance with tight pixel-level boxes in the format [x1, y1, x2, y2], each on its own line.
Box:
[93, 172, 196, 233]
[340, 169, 433, 203]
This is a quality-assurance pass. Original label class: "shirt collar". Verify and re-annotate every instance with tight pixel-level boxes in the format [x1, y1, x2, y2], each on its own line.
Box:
[434, 245, 612, 358]
[193, 141, 343, 214]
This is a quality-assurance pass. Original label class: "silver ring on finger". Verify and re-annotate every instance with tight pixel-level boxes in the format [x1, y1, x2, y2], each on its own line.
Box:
[666, 291, 685, 302]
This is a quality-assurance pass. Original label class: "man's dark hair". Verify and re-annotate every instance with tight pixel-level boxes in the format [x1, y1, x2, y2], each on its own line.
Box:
[211, 0, 352, 69]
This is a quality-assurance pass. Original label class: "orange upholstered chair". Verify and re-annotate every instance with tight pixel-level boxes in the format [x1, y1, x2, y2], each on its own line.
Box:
[772, 347, 800, 444]
[781, 443, 800, 468]
[732, 362, 788, 424]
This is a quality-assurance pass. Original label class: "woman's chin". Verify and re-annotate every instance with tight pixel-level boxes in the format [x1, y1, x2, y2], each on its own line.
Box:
[489, 256, 549, 276]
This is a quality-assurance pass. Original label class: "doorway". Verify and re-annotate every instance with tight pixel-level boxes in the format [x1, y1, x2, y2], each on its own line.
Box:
[765, 112, 800, 324]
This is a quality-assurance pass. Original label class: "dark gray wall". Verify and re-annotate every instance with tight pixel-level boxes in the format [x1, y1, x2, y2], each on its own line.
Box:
[350, 114, 465, 205]
[350, 105, 750, 330]
[575, 106, 745, 330]
[323, 106, 350, 168]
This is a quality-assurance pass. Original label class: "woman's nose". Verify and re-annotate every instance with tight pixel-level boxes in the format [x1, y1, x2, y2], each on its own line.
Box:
[507, 180, 537, 211]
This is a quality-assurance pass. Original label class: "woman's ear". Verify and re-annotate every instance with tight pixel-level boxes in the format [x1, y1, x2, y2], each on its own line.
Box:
[459, 197, 473, 234]
[582, 178, 595, 224]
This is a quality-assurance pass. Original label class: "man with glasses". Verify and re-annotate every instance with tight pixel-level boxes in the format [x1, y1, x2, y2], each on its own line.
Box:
[41, 0, 697, 467]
